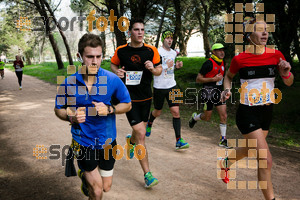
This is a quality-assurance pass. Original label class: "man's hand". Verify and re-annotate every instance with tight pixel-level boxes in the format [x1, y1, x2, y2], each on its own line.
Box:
[175, 60, 183, 69]
[278, 58, 291, 77]
[214, 73, 223, 82]
[166, 59, 174, 68]
[92, 101, 108, 116]
[116, 66, 126, 78]
[73, 107, 86, 124]
[221, 89, 231, 102]
[145, 60, 155, 72]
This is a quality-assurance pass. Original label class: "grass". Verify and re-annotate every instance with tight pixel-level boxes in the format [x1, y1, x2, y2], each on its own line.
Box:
[5, 58, 300, 148]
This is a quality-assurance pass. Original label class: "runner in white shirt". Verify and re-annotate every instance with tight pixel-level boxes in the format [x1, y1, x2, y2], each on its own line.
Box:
[146, 30, 189, 150]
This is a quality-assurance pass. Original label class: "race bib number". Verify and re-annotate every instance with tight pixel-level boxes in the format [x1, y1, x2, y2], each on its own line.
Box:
[126, 71, 143, 85]
[216, 78, 223, 86]
[248, 92, 271, 106]
[164, 67, 174, 79]
[16, 65, 20, 69]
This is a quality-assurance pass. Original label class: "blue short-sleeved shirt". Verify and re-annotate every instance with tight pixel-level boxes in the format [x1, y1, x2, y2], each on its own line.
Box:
[55, 67, 131, 149]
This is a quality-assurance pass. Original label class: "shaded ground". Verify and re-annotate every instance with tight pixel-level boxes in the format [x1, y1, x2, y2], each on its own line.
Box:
[0, 69, 299, 200]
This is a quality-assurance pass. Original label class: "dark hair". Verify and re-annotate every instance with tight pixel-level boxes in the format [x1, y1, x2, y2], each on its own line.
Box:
[129, 18, 144, 31]
[78, 33, 103, 55]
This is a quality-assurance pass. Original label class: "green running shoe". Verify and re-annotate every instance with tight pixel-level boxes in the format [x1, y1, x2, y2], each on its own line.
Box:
[176, 138, 190, 150]
[146, 123, 152, 137]
[144, 172, 159, 188]
[126, 134, 136, 159]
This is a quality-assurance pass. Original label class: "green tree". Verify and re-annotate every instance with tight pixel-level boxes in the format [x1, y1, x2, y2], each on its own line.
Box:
[263, 0, 300, 62]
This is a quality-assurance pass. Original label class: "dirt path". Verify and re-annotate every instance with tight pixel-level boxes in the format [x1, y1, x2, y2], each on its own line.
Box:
[0, 69, 299, 200]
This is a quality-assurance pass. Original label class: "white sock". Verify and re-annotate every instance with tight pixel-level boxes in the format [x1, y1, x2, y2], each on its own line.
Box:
[194, 113, 202, 121]
[220, 123, 226, 140]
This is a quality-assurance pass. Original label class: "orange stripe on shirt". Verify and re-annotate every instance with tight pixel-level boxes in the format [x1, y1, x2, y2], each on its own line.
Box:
[144, 43, 161, 65]
[131, 97, 152, 102]
[111, 44, 128, 66]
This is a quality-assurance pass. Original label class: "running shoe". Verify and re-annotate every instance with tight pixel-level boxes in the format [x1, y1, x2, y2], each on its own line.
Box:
[176, 138, 190, 150]
[219, 139, 230, 148]
[189, 112, 197, 128]
[146, 123, 152, 137]
[126, 134, 136, 159]
[19, 86, 22, 90]
[219, 157, 230, 184]
[144, 172, 159, 188]
[78, 169, 89, 197]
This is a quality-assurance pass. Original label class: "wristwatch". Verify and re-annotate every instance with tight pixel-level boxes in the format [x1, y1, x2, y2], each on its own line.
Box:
[107, 105, 116, 115]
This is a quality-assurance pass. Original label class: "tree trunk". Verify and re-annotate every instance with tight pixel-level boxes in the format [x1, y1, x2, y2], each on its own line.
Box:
[33, 0, 64, 69]
[128, 0, 147, 21]
[100, 10, 106, 58]
[202, 26, 210, 58]
[48, 33, 64, 69]
[111, 32, 116, 51]
[106, 0, 127, 47]
[171, 0, 181, 49]
[25, 54, 32, 65]
[39, 35, 45, 63]
[100, 31, 106, 58]
[155, 5, 167, 48]
[42, 0, 73, 65]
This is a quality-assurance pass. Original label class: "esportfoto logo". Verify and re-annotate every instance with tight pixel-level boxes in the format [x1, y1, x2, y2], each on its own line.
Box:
[16, 9, 129, 33]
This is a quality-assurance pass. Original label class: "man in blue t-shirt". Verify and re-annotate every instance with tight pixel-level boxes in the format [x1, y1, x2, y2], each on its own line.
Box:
[54, 33, 131, 199]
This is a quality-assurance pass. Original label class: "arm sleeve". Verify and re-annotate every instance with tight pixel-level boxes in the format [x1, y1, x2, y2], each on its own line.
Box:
[229, 56, 240, 74]
[152, 47, 161, 66]
[112, 77, 131, 104]
[111, 49, 120, 66]
[21, 61, 24, 68]
[276, 50, 286, 62]
[199, 60, 213, 76]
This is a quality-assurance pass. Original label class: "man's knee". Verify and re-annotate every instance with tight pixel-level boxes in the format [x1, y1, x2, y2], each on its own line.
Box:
[133, 125, 146, 142]
[203, 114, 211, 121]
[170, 109, 180, 118]
[220, 113, 227, 122]
[153, 109, 161, 117]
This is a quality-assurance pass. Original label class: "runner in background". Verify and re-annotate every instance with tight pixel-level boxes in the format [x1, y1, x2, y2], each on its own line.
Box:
[110, 19, 162, 188]
[189, 43, 229, 148]
[146, 30, 189, 150]
[13, 55, 24, 90]
[0, 58, 5, 79]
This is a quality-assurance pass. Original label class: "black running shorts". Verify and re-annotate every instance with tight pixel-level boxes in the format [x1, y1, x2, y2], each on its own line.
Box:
[126, 99, 152, 126]
[153, 86, 179, 110]
[77, 140, 116, 172]
[200, 87, 225, 111]
[236, 104, 273, 134]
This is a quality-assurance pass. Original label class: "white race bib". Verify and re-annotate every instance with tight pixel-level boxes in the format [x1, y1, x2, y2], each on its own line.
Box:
[16, 65, 20, 69]
[126, 71, 143, 85]
[216, 78, 223, 86]
[164, 67, 174, 79]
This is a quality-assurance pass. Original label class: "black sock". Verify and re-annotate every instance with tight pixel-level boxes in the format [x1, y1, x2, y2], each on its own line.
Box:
[173, 117, 181, 140]
[148, 112, 156, 127]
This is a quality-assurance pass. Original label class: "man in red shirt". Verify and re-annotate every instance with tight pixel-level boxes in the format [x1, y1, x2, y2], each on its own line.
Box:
[189, 43, 229, 148]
